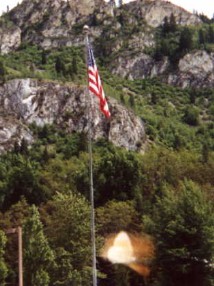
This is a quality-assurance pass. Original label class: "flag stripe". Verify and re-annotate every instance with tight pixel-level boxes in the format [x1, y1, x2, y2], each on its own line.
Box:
[87, 42, 111, 118]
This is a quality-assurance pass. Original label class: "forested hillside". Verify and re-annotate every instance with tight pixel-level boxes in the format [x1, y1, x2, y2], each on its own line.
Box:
[0, 0, 213, 285]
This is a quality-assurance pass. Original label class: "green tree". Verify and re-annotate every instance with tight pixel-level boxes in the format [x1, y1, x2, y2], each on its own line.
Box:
[169, 13, 177, 32]
[201, 142, 209, 163]
[13, 140, 20, 154]
[128, 94, 135, 108]
[96, 200, 140, 236]
[42, 193, 92, 285]
[91, 14, 98, 26]
[93, 145, 142, 204]
[162, 16, 170, 34]
[3, 155, 43, 208]
[198, 29, 206, 45]
[120, 93, 125, 104]
[189, 88, 196, 104]
[0, 230, 8, 285]
[183, 106, 200, 126]
[55, 56, 66, 75]
[67, 57, 78, 78]
[0, 198, 30, 284]
[0, 60, 6, 83]
[23, 205, 54, 286]
[41, 50, 48, 65]
[179, 27, 193, 52]
[72, 57, 78, 74]
[143, 180, 214, 286]
[20, 138, 28, 155]
[208, 25, 214, 43]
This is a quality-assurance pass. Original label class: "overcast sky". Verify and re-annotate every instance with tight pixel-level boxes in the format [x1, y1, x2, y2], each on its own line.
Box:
[0, 0, 212, 18]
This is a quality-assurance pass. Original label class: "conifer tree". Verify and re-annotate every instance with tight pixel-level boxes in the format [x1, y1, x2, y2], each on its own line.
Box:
[143, 180, 214, 286]
[169, 13, 177, 32]
[198, 29, 206, 45]
[0, 60, 6, 83]
[23, 205, 54, 286]
[20, 138, 28, 155]
[179, 27, 193, 52]
[208, 25, 214, 43]
[162, 16, 170, 34]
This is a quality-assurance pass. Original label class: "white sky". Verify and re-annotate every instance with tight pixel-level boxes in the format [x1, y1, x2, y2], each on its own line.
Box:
[0, 0, 213, 18]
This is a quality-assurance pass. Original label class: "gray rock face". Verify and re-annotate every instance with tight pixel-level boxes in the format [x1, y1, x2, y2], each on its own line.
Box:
[0, 79, 146, 152]
[127, 0, 201, 27]
[0, 26, 21, 54]
[168, 51, 214, 88]
[0, 116, 33, 153]
[112, 52, 169, 79]
[111, 50, 214, 88]
[5, 0, 201, 52]
[179, 51, 213, 75]
[68, 0, 101, 16]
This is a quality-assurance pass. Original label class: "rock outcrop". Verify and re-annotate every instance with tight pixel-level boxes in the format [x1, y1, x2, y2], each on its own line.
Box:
[3, 0, 201, 52]
[0, 25, 21, 54]
[168, 51, 214, 88]
[129, 0, 201, 28]
[111, 50, 214, 88]
[0, 79, 146, 152]
[1, 0, 211, 89]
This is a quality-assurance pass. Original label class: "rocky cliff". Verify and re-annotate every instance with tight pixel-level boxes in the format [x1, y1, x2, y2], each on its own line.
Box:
[112, 50, 214, 88]
[0, 0, 201, 52]
[126, 0, 201, 27]
[0, 79, 146, 152]
[1, 0, 209, 88]
[0, 25, 21, 54]
[0, 0, 212, 152]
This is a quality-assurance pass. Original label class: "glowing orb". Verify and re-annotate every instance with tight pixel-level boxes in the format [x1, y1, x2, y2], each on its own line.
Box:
[107, 231, 135, 264]
[101, 231, 155, 277]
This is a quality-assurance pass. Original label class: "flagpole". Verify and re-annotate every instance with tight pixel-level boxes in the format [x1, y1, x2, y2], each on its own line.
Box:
[84, 25, 97, 286]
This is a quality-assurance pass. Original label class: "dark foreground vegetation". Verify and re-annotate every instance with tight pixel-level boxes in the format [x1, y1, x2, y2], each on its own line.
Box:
[0, 124, 213, 286]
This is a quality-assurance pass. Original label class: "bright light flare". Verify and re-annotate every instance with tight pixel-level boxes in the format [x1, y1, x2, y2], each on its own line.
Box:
[101, 231, 155, 277]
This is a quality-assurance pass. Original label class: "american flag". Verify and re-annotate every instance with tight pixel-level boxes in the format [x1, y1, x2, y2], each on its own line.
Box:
[87, 42, 111, 118]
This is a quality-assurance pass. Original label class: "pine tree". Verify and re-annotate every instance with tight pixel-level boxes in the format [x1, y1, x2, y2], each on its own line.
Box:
[23, 205, 54, 286]
[0, 60, 6, 83]
[162, 16, 170, 34]
[143, 180, 214, 286]
[13, 140, 20, 154]
[208, 25, 214, 43]
[120, 94, 125, 104]
[71, 56, 78, 74]
[198, 29, 206, 45]
[129, 94, 135, 108]
[20, 138, 28, 155]
[55, 56, 65, 74]
[179, 27, 193, 52]
[43, 193, 92, 285]
[41, 50, 47, 65]
[169, 13, 177, 32]
[201, 142, 209, 163]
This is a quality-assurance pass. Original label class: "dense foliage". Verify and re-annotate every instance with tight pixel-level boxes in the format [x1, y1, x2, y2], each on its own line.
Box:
[0, 127, 213, 286]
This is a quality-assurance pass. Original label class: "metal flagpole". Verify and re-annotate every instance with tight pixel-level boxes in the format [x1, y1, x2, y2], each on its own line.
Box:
[18, 227, 23, 286]
[84, 25, 97, 286]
